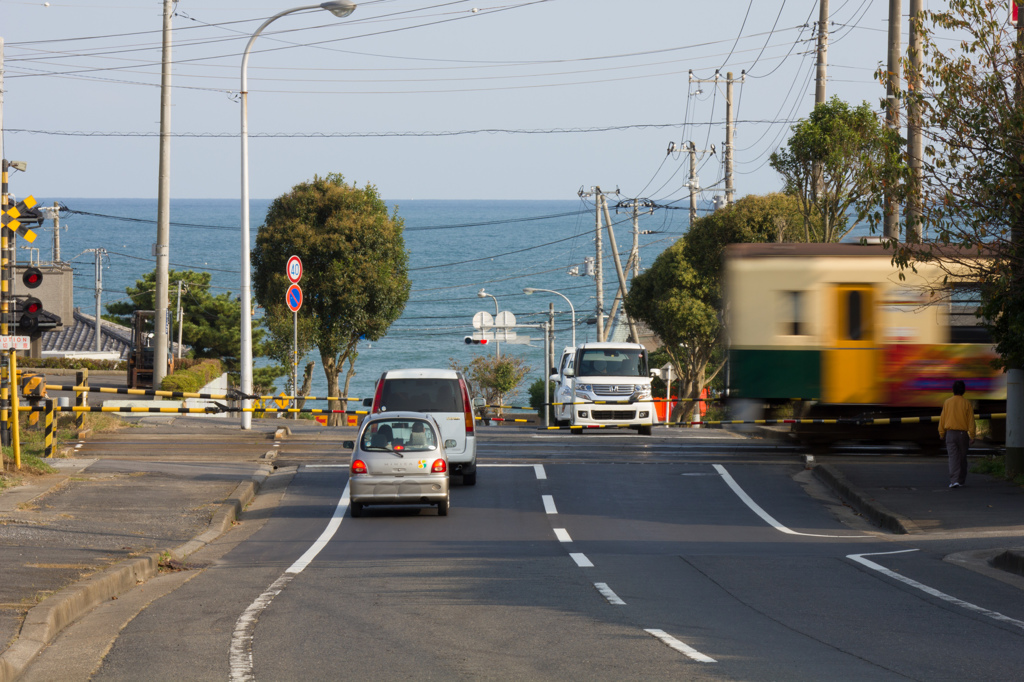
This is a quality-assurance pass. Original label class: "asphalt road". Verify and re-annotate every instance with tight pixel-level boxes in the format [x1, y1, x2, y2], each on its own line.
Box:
[35, 429, 1024, 680]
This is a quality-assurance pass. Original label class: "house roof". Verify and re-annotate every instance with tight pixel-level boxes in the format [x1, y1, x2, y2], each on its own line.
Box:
[42, 308, 183, 360]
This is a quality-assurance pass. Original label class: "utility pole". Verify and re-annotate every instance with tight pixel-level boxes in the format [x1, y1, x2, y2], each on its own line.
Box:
[1006, 9, 1024, 477]
[689, 142, 699, 226]
[86, 249, 106, 352]
[906, 0, 923, 243]
[50, 203, 60, 262]
[689, 70, 744, 206]
[153, 0, 174, 389]
[175, 280, 184, 360]
[815, 0, 829, 105]
[578, 187, 606, 341]
[884, 0, 902, 241]
[600, 195, 640, 343]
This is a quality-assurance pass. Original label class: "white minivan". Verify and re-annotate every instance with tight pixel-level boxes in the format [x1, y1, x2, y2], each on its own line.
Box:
[365, 368, 480, 485]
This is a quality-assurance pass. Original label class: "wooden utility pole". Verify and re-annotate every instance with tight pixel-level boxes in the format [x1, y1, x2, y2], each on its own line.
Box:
[884, 0, 902, 241]
[725, 72, 736, 205]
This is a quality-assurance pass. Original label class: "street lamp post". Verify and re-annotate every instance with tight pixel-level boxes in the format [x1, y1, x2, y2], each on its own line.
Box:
[523, 287, 576, 348]
[239, 1, 356, 429]
[477, 288, 500, 359]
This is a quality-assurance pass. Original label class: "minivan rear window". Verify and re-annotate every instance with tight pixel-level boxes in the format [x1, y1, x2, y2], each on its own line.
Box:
[379, 378, 462, 413]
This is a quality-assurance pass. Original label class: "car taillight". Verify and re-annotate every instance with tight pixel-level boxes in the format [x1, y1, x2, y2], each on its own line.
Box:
[459, 377, 474, 435]
[351, 460, 367, 475]
[371, 373, 386, 413]
[431, 459, 447, 473]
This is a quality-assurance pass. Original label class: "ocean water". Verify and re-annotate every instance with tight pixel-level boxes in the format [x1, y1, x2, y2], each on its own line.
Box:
[29, 197, 685, 404]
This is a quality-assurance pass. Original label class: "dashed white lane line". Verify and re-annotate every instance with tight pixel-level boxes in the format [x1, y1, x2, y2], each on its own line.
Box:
[713, 464, 871, 538]
[534, 464, 547, 480]
[553, 528, 572, 543]
[570, 552, 594, 568]
[542, 495, 558, 514]
[848, 550, 1024, 631]
[644, 629, 716, 663]
[594, 582, 626, 605]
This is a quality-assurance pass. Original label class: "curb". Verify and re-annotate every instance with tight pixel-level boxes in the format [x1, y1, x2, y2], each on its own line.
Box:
[992, 548, 1024, 577]
[812, 463, 921, 535]
[0, 465, 272, 682]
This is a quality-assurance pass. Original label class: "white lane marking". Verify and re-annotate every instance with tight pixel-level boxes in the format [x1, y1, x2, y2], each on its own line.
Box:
[848, 550, 1024, 631]
[594, 582, 626, 605]
[713, 464, 871, 539]
[570, 552, 593, 567]
[644, 629, 716, 663]
[542, 495, 558, 514]
[534, 464, 547, 480]
[229, 482, 350, 681]
[553, 528, 572, 543]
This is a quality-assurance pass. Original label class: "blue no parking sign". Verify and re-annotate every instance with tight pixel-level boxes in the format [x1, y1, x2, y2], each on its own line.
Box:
[286, 283, 303, 312]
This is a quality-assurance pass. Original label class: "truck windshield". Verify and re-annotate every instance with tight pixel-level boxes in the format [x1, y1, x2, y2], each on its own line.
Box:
[575, 349, 647, 377]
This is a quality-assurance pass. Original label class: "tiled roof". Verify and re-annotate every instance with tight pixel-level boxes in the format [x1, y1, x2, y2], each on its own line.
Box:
[42, 308, 182, 360]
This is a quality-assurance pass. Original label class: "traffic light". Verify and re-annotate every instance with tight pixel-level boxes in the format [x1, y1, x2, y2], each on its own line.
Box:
[464, 336, 489, 345]
[18, 296, 44, 336]
[23, 267, 43, 289]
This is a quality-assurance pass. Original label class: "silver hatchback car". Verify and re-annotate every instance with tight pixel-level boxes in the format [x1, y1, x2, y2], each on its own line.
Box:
[346, 412, 453, 517]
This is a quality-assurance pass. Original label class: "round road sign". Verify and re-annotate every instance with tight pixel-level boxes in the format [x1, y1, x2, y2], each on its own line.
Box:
[286, 284, 303, 312]
[286, 255, 303, 284]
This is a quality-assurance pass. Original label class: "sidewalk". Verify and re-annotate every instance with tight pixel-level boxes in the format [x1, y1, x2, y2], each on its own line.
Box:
[0, 456, 270, 682]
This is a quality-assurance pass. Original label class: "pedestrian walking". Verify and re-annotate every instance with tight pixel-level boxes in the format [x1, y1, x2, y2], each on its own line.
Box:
[938, 380, 975, 488]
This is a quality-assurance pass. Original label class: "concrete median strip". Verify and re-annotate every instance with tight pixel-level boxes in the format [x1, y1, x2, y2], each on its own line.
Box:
[0, 466, 272, 682]
[811, 463, 921, 535]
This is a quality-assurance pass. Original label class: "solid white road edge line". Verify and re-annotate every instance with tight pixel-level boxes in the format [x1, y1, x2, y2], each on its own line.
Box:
[229, 482, 350, 682]
[542, 494, 558, 514]
[848, 550, 1024, 631]
[570, 552, 594, 567]
[713, 464, 871, 539]
[554, 528, 572, 543]
[594, 582, 626, 605]
[644, 629, 716, 663]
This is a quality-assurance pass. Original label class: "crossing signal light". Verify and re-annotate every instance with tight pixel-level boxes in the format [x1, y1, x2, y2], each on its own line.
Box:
[23, 267, 43, 289]
[463, 336, 489, 345]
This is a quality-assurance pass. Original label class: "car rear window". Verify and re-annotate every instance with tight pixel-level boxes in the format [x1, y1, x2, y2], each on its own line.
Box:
[362, 419, 439, 452]
[379, 378, 462, 413]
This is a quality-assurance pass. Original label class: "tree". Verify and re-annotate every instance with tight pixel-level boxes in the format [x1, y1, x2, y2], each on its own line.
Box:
[891, 0, 1024, 474]
[106, 268, 271, 378]
[450, 355, 531, 422]
[770, 97, 895, 243]
[626, 193, 804, 422]
[252, 174, 410, 425]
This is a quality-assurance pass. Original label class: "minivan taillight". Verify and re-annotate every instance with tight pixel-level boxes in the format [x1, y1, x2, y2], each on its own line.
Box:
[351, 460, 367, 475]
[459, 377, 474, 435]
[371, 373, 386, 413]
[431, 459, 447, 473]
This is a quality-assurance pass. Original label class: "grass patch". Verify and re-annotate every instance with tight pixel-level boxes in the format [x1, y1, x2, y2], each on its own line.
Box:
[970, 455, 1024, 487]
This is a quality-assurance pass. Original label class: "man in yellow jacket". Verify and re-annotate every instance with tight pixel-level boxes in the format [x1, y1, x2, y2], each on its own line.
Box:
[938, 380, 975, 489]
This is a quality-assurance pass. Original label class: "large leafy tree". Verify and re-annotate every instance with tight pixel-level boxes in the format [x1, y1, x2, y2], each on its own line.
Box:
[252, 174, 410, 424]
[890, 0, 1024, 474]
[626, 193, 804, 421]
[106, 269, 271, 378]
[770, 97, 895, 243]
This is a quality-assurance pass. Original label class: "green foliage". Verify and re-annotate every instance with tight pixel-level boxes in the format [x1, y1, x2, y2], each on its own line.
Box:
[160, 359, 222, 393]
[528, 378, 556, 420]
[252, 174, 410, 421]
[770, 97, 895, 243]
[16, 357, 126, 371]
[106, 268, 262, 374]
[889, 0, 1024, 369]
[451, 355, 531, 413]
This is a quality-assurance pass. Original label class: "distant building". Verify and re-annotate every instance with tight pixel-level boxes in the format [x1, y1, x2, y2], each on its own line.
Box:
[41, 308, 183, 360]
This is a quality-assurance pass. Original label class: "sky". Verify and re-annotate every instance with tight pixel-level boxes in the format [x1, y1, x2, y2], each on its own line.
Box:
[0, 0, 932, 201]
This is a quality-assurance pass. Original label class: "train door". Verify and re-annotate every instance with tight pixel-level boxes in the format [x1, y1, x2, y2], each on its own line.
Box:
[822, 284, 881, 404]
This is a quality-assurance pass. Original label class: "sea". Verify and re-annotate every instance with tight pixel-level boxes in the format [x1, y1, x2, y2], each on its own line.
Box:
[27, 198, 687, 405]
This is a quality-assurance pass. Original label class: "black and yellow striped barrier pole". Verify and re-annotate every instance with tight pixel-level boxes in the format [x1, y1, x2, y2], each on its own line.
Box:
[45, 383, 363, 405]
[43, 398, 54, 458]
[74, 369, 88, 431]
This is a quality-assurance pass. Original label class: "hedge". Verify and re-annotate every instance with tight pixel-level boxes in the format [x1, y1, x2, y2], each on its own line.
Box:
[160, 359, 223, 394]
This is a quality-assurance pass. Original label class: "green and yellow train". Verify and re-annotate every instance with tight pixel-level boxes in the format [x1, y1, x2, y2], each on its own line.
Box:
[724, 243, 1005, 449]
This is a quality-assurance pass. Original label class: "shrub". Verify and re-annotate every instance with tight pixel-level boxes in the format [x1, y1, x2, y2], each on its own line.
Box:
[161, 359, 223, 393]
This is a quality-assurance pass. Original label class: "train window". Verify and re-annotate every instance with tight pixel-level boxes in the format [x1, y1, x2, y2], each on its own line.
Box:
[846, 290, 863, 340]
[780, 291, 804, 336]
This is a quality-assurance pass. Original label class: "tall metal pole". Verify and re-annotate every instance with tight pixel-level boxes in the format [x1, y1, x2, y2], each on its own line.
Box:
[1006, 12, 1024, 477]
[906, 0, 923, 243]
[815, 0, 829, 105]
[51, 202, 60, 262]
[725, 72, 735, 205]
[94, 249, 103, 352]
[293, 308, 299, 420]
[543, 318, 551, 429]
[175, 280, 183, 359]
[884, 0, 902, 241]
[153, 0, 173, 389]
[688, 142, 698, 227]
[594, 188, 605, 342]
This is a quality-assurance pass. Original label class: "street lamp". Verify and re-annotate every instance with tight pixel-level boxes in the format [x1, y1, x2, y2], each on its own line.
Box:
[477, 288, 500, 358]
[523, 287, 576, 348]
[239, 1, 357, 430]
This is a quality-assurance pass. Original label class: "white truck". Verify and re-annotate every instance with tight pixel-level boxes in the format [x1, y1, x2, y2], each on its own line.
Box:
[551, 342, 656, 435]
